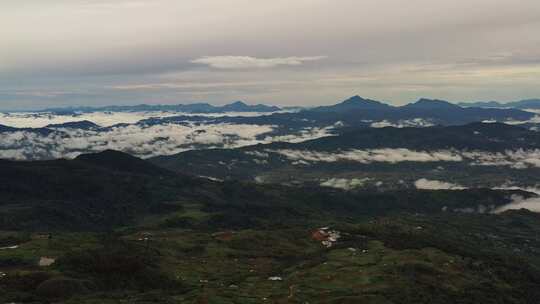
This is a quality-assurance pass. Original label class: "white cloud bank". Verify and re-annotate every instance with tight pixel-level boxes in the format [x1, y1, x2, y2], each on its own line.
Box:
[191, 56, 326, 69]
[269, 148, 540, 169]
[0, 123, 274, 160]
[491, 185, 540, 214]
[0, 112, 172, 128]
[493, 195, 540, 214]
[0, 121, 337, 160]
[414, 178, 466, 190]
[0, 111, 284, 128]
[464, 150, 540, 169]
[370, 118, 435, 128]
[320, 177, 371, 190]
[270, 148, 463, 164]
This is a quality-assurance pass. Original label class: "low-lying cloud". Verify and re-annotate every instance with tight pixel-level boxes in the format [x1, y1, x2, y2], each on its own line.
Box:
[414, 178, 466, 190]
[0, 119, 338, 161]
[320, 177, 371, 190]
[493, 195, 540, 213]
[269, 148, 540, 169]
[464, 150, 540, 169]
[0, 111, 282, 128]
[491, 184, 540, 214]
[270, 148, 463, 164]
[370, 118, 435, 128]
[0, 123, 275, 160]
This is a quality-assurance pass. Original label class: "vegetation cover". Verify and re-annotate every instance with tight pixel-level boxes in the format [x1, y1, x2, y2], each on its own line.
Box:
[1, 150, 540, 303]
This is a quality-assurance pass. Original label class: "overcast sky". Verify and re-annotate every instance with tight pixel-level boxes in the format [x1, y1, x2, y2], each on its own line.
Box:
[1, 0, 540, 110]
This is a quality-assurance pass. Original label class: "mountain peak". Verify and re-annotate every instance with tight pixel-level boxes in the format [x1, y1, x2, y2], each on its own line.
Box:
[227, 100, 248, 107]
[405, 98, 461, 109]
[310, 96, 392, 112]
[342, 95, 367, 103]
[221, 101, 280, 112]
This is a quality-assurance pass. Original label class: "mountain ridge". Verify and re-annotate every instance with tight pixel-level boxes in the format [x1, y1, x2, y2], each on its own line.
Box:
[40, 100, 282, 114]
[458, 98, 540, 109]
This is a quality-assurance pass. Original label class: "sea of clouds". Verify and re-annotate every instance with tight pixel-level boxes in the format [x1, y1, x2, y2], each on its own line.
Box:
[0, 111, 284, 128]
[0, 111, 337, 160]
[0, 123, 273, 160]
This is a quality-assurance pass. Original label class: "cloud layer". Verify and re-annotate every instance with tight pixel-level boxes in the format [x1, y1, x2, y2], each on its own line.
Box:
[0, 111, 284, 128]
[0, 112, 337, 160]
[0, 123, 275, 160]
[2, 0, 540, 109]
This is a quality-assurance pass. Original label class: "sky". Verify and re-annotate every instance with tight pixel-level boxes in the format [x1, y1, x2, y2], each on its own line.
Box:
[1, 0, 540, 110]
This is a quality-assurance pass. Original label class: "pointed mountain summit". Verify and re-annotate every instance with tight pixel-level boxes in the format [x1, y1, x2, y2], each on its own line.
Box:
[311, 95, 393, 112]
[403, 98, 462, 110]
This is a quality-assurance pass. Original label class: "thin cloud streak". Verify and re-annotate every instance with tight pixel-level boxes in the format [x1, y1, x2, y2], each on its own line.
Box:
[191, 56, 327, 69]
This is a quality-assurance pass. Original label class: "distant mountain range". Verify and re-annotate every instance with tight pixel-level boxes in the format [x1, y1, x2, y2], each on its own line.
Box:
[458, 99, 540, 109]
[311, 95, 533, 113]
[30, 96, 540, 116]
[295, 96, 535, 126]
[41, 100, 281, 114]
[1, 96, 539, 163]
[6, 96, 535, 134]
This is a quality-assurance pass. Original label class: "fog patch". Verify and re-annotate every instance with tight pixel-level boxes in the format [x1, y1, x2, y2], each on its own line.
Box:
[263, 125, 337, 143]
[268, 148, 540, 169]
[244, 151, 270, 158]
[270, 149, 463, 164]
[414, 178, 466, 190]
[491, 184, 540, 214]
[371, 118, 435, 128]
[320, 177, 371, 190]
[503, 115, 540, 125]
[454, 205, 494, 214]
[493, 195, 540, 213]
[464, 149, 540, 169]
[493, 183, 540, 195]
